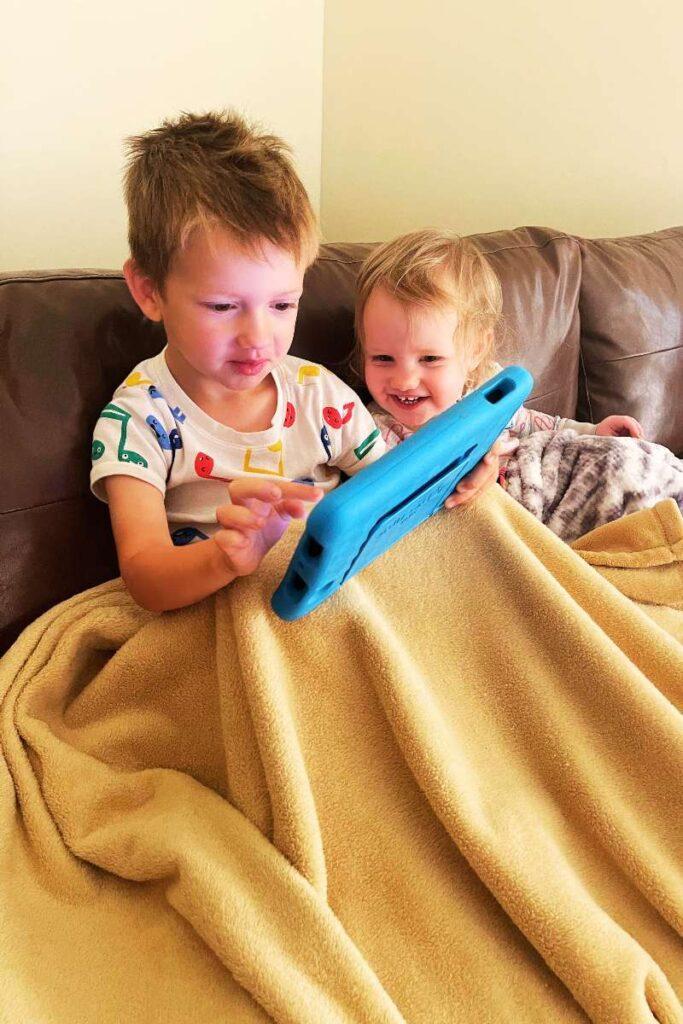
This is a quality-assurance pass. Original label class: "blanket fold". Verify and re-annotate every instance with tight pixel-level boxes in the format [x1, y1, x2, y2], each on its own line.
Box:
[1, 487, 682, 1024]
[505, 430, 683, 541]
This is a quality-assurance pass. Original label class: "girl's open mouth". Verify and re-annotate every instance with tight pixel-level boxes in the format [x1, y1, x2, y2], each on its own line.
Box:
[391, 394, 427, 409]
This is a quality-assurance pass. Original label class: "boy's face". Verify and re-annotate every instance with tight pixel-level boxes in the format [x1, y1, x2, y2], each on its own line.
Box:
[135, 225, 305, 399]
[362, 286, 470, 429]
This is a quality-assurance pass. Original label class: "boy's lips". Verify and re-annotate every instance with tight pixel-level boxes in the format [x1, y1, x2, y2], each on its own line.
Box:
[231, 359, 268, 376]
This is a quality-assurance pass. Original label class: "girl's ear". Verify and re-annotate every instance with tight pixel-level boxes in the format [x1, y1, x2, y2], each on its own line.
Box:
[123, 259, 164, 322]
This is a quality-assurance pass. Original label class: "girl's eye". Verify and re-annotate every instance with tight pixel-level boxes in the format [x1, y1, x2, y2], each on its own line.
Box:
[421, 355, 442, 363]
[371, 355, 393, 363]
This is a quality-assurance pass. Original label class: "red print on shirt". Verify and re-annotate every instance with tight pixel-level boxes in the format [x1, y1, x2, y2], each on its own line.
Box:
[284, 402, 296, 428]
[323, 402, 354, 429]
[195, 452, 232, 483]
[532, 412, 555, 431]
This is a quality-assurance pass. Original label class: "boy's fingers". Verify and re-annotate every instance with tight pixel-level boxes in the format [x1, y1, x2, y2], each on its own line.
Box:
[216, 504, 264, 530]
[214, 529, 248, 552]
[229, 479, 323, 506]
[240, 498, 275, 519]
[276, 481, 324, 503]
[276, 498, 308, 519]
[229, 478, 282, 503]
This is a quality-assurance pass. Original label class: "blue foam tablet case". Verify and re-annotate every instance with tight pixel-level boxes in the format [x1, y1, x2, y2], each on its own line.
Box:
[271, 366, 533, 621]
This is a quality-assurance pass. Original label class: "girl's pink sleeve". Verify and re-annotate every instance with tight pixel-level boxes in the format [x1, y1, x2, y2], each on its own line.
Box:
[505, 405, 537, 440]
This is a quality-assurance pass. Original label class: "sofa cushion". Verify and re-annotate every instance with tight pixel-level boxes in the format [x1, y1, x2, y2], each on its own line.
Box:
[578, 228, 683, 455]
[473, 227, 581, 420]
[0, 271, 164, 651]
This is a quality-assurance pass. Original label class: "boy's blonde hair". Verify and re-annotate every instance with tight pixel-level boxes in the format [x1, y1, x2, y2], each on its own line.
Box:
[124, 110, 319, 289]
[354, 229, 502, 391]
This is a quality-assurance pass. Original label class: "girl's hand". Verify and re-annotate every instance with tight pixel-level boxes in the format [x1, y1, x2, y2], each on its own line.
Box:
[214, 479, 323, 578]
[445, 438, 504, 509]
[595, 415, 643, 438]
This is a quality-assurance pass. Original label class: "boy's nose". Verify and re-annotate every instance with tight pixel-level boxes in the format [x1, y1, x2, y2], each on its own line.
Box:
[236, 310, 269, 347]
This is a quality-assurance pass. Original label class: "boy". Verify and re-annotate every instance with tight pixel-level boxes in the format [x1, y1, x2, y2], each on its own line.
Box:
[92, 113, 499, 613]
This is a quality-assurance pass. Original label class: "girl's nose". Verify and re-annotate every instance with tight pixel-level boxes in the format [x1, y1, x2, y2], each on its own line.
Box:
[390, 368, 419, 391]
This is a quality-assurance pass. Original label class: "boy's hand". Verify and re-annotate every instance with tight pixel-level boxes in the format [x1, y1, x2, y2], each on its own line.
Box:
[444, 439, 504, 509]
[213, 479, 323, 578]
[595, 415, 643, 438]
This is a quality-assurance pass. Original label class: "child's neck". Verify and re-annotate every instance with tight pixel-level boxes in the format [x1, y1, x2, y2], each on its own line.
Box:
[165, 350, 278, 432]
[202, 377, 278, 432]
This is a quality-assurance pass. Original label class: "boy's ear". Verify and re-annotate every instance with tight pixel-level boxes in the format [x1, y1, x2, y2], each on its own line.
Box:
[123, 259, 164, 322]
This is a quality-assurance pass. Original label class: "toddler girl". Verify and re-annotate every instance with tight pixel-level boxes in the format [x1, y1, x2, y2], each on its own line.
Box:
[353, 229, 642, 480]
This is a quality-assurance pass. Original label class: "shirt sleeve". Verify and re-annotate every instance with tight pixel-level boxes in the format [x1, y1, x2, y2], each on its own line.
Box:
[506, 405, 596, 440]
[90, 384, 173, 502]
[320, 374, 387, 475]
[368, 402, 408, 450]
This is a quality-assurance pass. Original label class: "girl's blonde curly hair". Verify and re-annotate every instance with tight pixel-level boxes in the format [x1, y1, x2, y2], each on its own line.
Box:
[353, 229, 503, 393]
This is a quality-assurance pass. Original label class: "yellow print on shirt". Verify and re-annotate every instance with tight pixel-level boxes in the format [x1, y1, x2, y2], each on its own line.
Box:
[297, 365, 320, 385]
[243, 441, 285, 476]
[123, 371, 154, 388]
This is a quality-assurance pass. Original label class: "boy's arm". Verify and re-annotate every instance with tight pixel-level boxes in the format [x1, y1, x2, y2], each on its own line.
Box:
[105, 476, 238, 612]
[105, 476, 323, 613]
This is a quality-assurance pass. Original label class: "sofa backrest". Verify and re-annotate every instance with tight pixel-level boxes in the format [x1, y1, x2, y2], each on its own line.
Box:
[577, 228, 683, 454]
[1, 225, 681, 653]
[300, 229, 582, 419]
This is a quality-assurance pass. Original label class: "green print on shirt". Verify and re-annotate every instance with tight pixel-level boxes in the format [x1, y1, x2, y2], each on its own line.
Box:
[354, 428, 380, 461]
[100, 404, 148, 467]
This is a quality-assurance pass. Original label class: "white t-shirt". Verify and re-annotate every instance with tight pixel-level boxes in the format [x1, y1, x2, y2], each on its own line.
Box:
[91, 351, 386, 544]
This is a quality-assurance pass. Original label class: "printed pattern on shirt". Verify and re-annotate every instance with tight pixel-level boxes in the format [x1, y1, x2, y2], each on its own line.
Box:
[90, 352, 386, 543]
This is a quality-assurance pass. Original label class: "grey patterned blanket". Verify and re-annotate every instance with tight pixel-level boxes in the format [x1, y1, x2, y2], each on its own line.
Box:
[504, 430, 683, 542]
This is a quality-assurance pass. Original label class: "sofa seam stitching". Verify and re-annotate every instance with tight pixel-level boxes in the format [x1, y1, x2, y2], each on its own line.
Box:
[313, 234, 578, 265]
[1, 495, 89, 516]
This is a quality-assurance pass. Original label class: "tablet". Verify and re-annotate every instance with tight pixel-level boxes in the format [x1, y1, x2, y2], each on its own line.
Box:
[271, 366, 533, 620]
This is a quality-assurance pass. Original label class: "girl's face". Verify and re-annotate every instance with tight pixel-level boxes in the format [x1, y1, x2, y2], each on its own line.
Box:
[362, 286, 471, 429]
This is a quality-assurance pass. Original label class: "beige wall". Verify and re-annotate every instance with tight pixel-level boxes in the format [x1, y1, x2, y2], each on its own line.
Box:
[2, 0, 323, 271]
[321, 0, 683, 241]
[5, 0, 681, 267]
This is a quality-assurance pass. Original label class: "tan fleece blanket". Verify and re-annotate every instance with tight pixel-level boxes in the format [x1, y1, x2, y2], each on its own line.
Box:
[1, 487, 681, 1024]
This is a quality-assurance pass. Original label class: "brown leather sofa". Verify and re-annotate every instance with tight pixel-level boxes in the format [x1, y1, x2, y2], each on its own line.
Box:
[2, 225, 682, 655]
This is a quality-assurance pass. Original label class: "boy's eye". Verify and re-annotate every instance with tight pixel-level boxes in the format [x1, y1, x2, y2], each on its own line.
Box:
[421, 355, 442, 363]
[273, 302, 297, 312]
[206, 303, 235, 313]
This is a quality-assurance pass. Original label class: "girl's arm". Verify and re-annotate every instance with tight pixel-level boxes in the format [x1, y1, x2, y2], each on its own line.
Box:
[508, 405, 597, 439]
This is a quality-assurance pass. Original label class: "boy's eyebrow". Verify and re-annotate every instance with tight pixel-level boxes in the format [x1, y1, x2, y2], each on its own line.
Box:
[198, 287, 304, 300]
